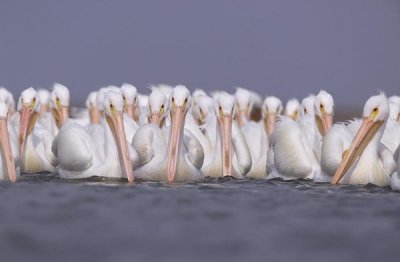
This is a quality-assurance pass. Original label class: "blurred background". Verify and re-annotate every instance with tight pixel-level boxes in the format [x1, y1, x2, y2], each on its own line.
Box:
[0, 0, 399, 114]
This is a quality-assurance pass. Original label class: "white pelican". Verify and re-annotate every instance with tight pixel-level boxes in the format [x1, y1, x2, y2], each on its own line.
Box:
[235, 87, 254, 127]
[38, 89, 50, 117]
[86, 91, 101, 125]
[0, 87, 16, 120]
[146, 87, 168, 129]
[262, 96, 282, 136]
[191, 88, 208, 125]
[38, 83, 70, 135]
[199, 92, 252, 179]
[249, 90, 262, 122]
[235, 88, 268, 179]
[132, 85, 204, 182]
[268, 90, 334, 181]
[0, 101, 19, 182]
[191, 94, 213, 128]
[52, 91, 135, 182]
[300, 94, 315, 116]
[17, 88, 57, 173]
[284, 98, 300, 121]
[121, 83, 140, 122]
[328, 94, 396, 187]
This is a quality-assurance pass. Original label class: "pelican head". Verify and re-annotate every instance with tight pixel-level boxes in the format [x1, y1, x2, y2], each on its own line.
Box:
[0, 102, 17, 182]
[18, 87, 40, 156]
[214, 92, 235, 177]
[284, 98, 300, 120]
[0, 87, 15, 119]
[300, 95, 315, 116]
[96, 86, 121, 114]
[103, 91, 134, 183]
[51, 83, 70, 129]
[157, 84, 173, 100]
[235, 87, 253, 127]
[191, 88, 207, 124]
[314, 90, 334, 136]
[85, 91, 100, 124]
[166, 85, 191, 182]
[147, 86, 168, 127]
[37, 89, 50, 117]
[262, 96, 282, 136]
[332, 93, 389, 184]
[138, 93, 149, 108]
[192, 95, 213, 126]
[192, 89, 207, 100]
[121, 83, 139, 121]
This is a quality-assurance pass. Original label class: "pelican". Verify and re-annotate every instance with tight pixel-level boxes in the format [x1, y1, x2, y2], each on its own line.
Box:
[284, 98, 300, 121]
[235, 87, 254, 127]
[146, 87, 168, 129]
[121, 83, 140, 122]
[191, 94, 213, 128]
[86, 91, 101, 125]
[17, 88, 57, 173]
[199, 92, 252, 179]
[52, 91, 135, 182]
[300, 94, 315, 116]
[262, 96, 282, 136]
[132, 85, 204, 182]
[268, 90, 334, 181]
[38, 83, 70, 135]
[235, 88, 268, 179]
[328, 94, 396, 187]
[0, 101, 19, 182]
[0, 87, 16, 120]
[249, 91, 263, 122]
[191, 88, 208, 125]
[38, 89, 50, 117]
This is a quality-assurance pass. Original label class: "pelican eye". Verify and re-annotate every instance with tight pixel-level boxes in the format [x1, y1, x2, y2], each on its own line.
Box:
[219, 105, 222, 111]
[304, 108, 307, 114]
[199, 108, 203, 114]
[184, 97, 188, 106]
[172, 97, 175, 103]
[320, 104, 324, 109]
[110, 103, 114, 109]
[373, 107, 378, 112]
[161, 104, 164, 109]
[122, 96, 126, 101]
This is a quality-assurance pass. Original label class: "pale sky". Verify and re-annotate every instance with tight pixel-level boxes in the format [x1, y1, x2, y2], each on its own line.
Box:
[1, 0, 399, 110]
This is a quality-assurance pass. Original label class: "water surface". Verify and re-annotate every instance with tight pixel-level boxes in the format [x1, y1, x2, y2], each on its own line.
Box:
[0, 174, 399, 262]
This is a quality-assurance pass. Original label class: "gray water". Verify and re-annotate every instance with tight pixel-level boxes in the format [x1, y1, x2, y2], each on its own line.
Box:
[0, 174, 399, 262]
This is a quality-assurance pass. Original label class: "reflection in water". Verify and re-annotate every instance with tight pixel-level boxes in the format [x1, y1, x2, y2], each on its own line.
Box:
[0, 174, 399, 262]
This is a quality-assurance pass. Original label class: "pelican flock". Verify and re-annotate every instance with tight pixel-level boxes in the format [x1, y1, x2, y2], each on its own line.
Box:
[0, 83, 399, 191]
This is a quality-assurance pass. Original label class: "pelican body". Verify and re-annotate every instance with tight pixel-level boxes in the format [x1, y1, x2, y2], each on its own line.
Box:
[132, 85, 204, 182]
[52, 91, 134, 182]
[327, 94, 396, 187]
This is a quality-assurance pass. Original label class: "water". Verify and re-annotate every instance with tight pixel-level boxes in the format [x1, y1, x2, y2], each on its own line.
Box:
[0, 174, 399, 262]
